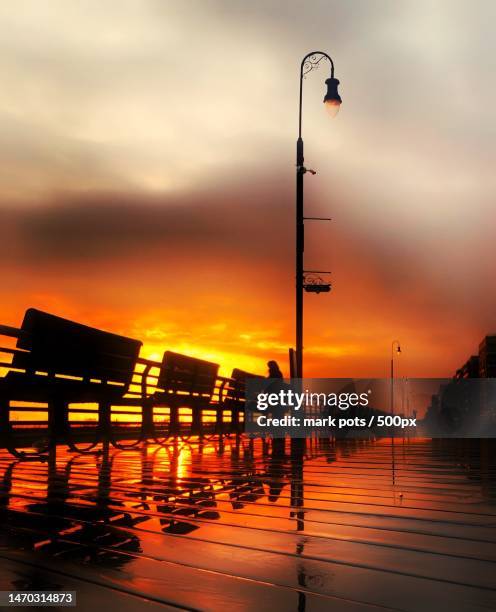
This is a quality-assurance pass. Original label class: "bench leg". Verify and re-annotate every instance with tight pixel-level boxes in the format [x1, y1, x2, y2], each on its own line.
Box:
[169, 405, 179, 436]
[215, 405, 223, 433]
[142, 400, 154, 439]
[49, 399, 69, 446]
[0, 399, 10, 445]
[192, 407, 202, 435]
[99, 401, 111, 437]
[0, 399, 49, 460]
[231, 407, 240, 432]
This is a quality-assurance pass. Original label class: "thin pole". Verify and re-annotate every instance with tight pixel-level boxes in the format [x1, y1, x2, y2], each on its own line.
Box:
[390, 341, 400, 486]
[296, 55, 305, 380]
[390, 357, 394, 415]
[390, 340, 401, 415]
[390, 355, 395, 487]
[295, 51, 335, 380]
[296, 137, 304, 379]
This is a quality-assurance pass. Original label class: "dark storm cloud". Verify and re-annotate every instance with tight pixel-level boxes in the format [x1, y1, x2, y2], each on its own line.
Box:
[0, 180, 473, 316]
[0, 182, 293, 263]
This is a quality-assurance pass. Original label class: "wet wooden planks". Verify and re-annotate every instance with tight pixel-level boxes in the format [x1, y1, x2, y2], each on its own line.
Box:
[0, 437, 495, 611]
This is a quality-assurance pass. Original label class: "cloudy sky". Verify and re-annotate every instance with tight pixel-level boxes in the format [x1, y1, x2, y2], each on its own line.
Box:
[1, 0, 495, 376]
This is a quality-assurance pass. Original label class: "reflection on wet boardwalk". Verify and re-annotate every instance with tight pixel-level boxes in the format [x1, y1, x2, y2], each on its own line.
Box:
[0, 437, 495, 611]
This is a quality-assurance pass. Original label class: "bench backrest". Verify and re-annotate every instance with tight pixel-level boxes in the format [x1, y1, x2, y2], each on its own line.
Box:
[158, 351, 219, 399]
[224, 368, 261, 406]
[11, 308, 141, 389]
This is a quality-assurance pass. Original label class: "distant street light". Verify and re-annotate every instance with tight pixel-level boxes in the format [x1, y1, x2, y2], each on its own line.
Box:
[391, 340, 402, 415]
[295, 52, 341, 378]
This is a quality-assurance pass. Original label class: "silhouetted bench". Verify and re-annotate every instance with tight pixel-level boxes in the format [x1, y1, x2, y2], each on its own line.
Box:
[138, 351, 221, 436]
[221, 368, 262, 429]
[0, 309, 262, 455]
[138, 357, 264, 436]
[0, 308, 142, 455]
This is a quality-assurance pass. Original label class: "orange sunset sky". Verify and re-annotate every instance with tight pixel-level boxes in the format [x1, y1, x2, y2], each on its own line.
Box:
[1, 1, 495, 377]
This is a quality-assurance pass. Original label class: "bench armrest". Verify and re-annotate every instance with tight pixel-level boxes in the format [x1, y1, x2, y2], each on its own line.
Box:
[215, 375, 238, 404]
[217, 375, 235, 384]
[136, 356, 161, 398]
[137, 356, 160, 368]
[0, 327, 26, 371]
[0, 325, 22, 339]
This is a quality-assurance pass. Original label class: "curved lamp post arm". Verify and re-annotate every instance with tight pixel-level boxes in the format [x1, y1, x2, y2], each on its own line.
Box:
[299, 52, 335, 139]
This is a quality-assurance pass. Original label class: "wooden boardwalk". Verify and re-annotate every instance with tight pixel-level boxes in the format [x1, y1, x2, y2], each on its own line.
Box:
[0, 437, 495, 611]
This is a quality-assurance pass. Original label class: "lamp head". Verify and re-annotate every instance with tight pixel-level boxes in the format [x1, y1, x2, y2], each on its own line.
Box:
[396, 345, 402, 355]
[323, 77, 342, 118]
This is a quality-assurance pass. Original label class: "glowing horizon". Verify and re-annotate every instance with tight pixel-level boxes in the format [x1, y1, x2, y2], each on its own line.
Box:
[1, 1, 495, 379]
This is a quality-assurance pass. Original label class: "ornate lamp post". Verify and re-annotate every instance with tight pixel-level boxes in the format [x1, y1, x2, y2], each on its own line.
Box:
[295, 52, 341, 379]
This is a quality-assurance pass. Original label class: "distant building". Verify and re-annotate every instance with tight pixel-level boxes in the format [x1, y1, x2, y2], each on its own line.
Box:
[455, 355, 479, 380]
[425, 335, 496, 434]
[478, 336, 496, 378]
